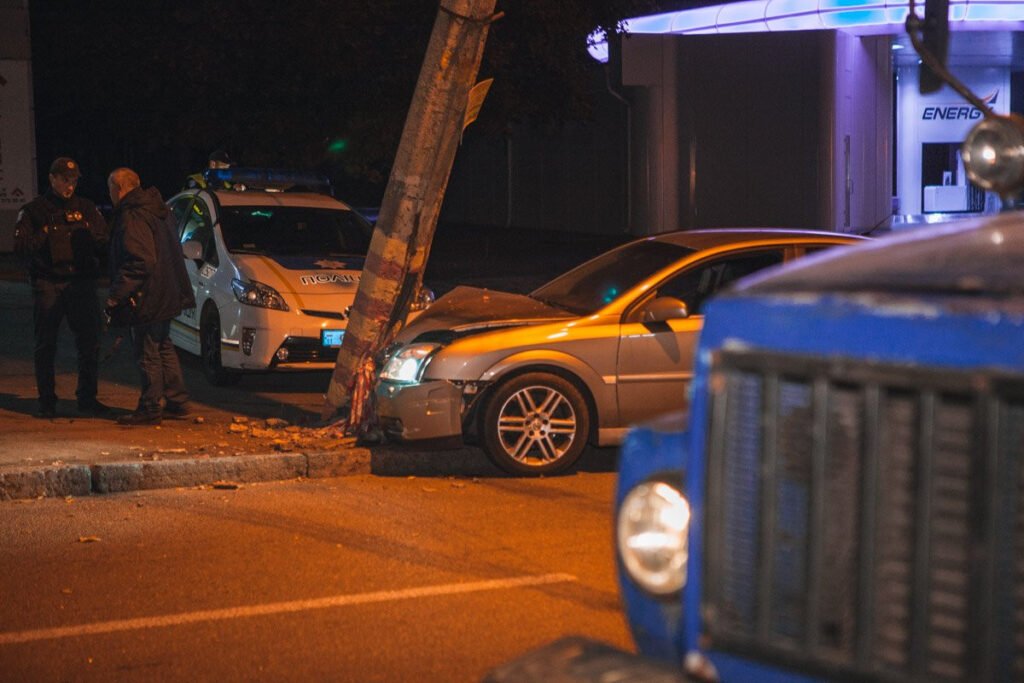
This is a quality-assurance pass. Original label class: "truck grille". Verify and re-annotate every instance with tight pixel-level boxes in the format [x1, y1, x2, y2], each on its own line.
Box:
[703, 349, 1024, 682]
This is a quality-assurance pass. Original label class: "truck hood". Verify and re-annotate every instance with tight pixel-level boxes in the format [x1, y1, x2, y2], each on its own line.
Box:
[233, 254, 363, 295]
[397, 286, 573, 341]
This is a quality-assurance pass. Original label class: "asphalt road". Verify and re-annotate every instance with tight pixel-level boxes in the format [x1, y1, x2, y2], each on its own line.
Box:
[0, 472, 630, 682]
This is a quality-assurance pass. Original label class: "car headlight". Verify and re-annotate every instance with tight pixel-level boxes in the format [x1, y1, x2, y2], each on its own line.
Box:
[617, 480, 690, 597]
[379, 343, 440, 384]
[231, 278, 289, 311]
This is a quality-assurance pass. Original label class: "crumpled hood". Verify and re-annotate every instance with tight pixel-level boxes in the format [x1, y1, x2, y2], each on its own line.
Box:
[233, 254, 363, 295]
[397, 286, 571, 340]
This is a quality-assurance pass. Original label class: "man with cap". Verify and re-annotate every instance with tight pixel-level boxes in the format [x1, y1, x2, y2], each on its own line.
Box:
[185, 149, 233, 189]
[13, 157, 111, 418]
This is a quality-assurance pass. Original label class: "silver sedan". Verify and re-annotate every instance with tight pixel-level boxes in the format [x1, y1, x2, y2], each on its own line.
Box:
[375, 229, 865, 475]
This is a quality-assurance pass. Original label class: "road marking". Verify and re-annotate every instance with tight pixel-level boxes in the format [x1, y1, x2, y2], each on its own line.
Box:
[0, 573, 577, 645]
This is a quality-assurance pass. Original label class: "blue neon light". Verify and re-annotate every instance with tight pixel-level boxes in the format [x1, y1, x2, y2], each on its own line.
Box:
[588, 0, 1024, 62]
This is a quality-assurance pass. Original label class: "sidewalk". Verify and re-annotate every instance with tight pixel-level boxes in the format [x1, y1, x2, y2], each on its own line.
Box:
[0, 277, 507, 501]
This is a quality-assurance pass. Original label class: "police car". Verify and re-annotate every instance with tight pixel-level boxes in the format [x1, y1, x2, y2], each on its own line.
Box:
[167, 168, 425, 385]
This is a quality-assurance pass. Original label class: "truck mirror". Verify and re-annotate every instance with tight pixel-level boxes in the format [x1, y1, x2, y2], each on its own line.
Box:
[962, 114, 1024, 199]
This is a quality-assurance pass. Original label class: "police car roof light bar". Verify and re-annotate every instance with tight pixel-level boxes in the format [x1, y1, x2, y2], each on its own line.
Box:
[203, 168, 333, 195]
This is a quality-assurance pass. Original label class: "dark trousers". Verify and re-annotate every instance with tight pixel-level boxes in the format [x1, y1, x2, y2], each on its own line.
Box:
[32, 278, 101, 407]
[129, 319, 189, 415]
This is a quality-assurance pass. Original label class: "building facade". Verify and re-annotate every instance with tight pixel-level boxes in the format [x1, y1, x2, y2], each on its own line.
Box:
[0, 0, 35, 252]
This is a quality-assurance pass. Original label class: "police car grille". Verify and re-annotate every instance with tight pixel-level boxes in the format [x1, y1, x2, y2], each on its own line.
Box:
[278, 337, 339, 364]
[703, 349, 1024, 682]
[301, 309, 348, 321]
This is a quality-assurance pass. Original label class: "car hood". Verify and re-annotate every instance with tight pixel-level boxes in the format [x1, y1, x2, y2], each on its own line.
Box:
[233, 254, 363, 295]
[397, 286, 572, 340]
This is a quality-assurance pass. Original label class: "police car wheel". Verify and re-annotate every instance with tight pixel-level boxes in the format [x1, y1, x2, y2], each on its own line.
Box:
[481, 372, 590, 476]
[200, 310, 241, 386]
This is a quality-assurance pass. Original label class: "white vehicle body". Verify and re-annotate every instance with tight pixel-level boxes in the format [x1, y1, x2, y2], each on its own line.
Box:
[166, 182, 372, 384]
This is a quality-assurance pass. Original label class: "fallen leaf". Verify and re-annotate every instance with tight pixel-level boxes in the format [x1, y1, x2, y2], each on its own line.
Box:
[232, 416, 249, 424]
[422, 487, 437, 492]
[77, 536, 101, 543]
[65, 496, 75, 503]
[228, 423, 248, 433]
[61, 588, 73, 595]
[193, 416, 206, 424]
[265, 418, 289, 428]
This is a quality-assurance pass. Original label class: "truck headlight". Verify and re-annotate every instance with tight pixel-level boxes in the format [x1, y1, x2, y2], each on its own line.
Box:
[617, 480, 690, 597]
[231, 278, 289, 311]
[379, 343, 440, 384]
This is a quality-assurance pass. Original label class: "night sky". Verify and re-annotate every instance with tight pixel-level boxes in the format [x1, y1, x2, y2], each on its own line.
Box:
[27, 0, 665, 208]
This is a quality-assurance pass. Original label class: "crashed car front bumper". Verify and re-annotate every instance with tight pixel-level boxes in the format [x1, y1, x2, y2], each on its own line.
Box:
[375, 379, 466, 442]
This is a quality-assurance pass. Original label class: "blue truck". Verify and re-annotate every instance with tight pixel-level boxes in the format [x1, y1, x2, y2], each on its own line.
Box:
[486, 210, 1024, 683]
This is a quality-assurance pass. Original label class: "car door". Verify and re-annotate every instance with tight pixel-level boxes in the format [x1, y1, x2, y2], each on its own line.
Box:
[615, 248, 786, 426]
[174, 195, 217, 349]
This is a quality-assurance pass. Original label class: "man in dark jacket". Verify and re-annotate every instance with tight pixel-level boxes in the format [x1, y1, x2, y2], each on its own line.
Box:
[105, 167, 196, 426]
[13, 157, 110, 418]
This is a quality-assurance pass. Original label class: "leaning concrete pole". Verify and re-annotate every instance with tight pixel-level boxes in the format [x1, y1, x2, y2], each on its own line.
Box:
[322, 0, 499, 431]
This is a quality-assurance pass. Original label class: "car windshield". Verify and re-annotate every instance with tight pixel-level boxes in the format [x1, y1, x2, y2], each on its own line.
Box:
[531, 240, 696, 315]
[220, 206, 372, 256]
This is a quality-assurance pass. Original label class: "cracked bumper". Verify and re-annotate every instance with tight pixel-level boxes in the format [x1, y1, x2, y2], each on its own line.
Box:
[375, 380, 465, 442]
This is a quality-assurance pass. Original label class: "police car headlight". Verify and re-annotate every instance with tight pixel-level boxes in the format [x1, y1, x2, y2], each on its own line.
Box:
[379, 343, 440, 384]
[617, 480, 690, 597]
[231, 278, 290, 311]
[962, 114, 1024, 197]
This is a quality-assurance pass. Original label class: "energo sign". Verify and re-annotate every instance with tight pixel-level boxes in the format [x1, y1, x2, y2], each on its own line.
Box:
[921, 90, 998, 122]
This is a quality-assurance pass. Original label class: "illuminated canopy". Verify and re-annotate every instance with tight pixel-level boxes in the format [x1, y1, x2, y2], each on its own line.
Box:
[589, 0, 1024, 61]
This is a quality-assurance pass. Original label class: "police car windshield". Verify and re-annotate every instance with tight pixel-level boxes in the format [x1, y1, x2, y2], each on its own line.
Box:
[220, 206, 372, 256]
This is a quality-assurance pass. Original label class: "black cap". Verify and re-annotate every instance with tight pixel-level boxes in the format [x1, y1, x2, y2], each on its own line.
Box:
[49, 157, 81, 179]
[208, 149, 232, 165]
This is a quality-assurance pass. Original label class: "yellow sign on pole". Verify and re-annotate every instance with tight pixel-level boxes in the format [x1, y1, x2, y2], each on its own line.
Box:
[463, 78, 494, 131]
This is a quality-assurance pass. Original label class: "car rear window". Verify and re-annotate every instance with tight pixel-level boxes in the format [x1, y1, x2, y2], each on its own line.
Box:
[220, 206, 372, 256]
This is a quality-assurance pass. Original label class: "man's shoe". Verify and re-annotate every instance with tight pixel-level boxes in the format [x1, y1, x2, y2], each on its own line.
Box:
[78, 399, 113, 416]
[116, 411, 162, 426]
[163, 402, 191, 419]
[35, 404, 57, 419]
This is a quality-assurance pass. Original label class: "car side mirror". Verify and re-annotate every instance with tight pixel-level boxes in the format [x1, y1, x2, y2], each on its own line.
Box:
[642, 296, 689, 323]
[181, 239, 203, 262]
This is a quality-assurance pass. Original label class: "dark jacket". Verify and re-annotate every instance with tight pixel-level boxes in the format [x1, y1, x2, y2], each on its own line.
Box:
[14, 190, 108, 281]
[108, 186, 196, 324]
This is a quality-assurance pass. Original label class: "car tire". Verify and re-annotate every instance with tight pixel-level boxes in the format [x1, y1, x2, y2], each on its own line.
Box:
[482, 372, 590, 476]
[200, 310, 241, 386]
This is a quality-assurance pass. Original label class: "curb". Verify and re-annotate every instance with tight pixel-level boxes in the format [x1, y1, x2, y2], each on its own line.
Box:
[0, 448, 373, 501]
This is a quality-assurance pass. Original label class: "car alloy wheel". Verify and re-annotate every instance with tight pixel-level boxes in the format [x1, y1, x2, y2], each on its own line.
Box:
[482, 372, 590, 476]
[200, 309, 240, 386]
